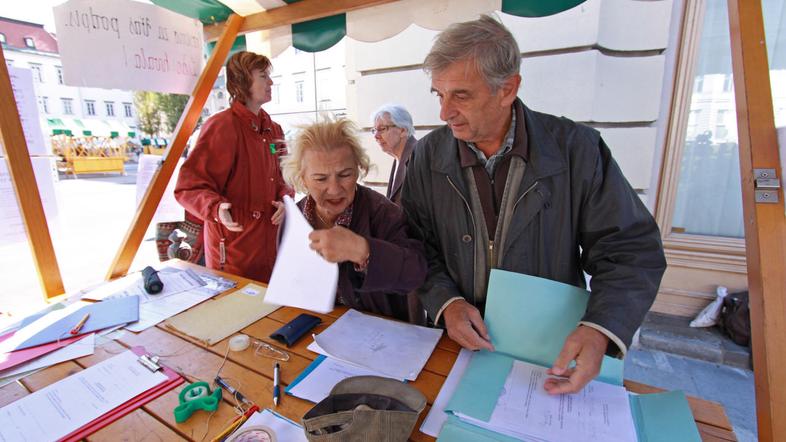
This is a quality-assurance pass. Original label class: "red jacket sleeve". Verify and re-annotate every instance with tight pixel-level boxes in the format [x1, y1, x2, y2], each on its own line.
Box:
[175, 114, 238, 222]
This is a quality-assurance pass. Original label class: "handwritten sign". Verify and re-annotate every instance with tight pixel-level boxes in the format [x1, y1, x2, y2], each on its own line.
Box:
[53, 0, 204, 95]
[6, 67, 48, 156]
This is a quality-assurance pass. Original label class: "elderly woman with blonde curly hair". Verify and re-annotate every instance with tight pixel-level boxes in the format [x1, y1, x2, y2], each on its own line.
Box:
[277, 119, 427, 323]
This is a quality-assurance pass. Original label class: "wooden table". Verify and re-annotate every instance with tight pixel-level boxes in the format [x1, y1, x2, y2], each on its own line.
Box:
[1, 263, 738, 441]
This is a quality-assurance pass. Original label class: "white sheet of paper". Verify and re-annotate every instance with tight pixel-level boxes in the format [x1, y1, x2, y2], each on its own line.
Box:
[264, 195, 338, 314]
[306, 309, 443, 381]
[420, 348, 473, 437]
[0, 334, 95, 379]
[232, 409, 307, 442]
[0, 350, 168, 442]
[455, 359, 638, 442]
[287, 357, 388, 403]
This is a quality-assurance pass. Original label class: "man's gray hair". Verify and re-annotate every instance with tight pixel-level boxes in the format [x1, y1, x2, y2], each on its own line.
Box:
[423, 15, 521, 91]
[371, 104, 415, 137]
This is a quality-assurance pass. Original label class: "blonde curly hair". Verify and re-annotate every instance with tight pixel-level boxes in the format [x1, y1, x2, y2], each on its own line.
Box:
[281, 118, 371, 193]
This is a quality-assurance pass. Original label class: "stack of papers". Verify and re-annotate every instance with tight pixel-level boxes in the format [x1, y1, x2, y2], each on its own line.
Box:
[0, 334, 95, 388]
[82, 267, 236, 332]
[307, 309, 443, 381]
[286, 355, 387, 403]
[0, 350, 170, 441]
[454, 357, 637, 442]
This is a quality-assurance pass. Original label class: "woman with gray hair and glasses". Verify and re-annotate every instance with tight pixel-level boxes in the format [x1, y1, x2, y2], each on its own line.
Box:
[371, 104, 417, 205]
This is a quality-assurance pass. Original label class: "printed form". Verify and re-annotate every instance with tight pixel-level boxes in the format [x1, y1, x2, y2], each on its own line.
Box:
[456, 360, 638, 442]
[0, 350, 168, 441]
[307, 309, 442, 381]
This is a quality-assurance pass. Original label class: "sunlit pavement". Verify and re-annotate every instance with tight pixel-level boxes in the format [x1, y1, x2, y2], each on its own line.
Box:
[1, 161, 158, 327]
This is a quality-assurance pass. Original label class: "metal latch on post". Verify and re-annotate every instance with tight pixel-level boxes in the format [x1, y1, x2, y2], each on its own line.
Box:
[754, 169, 780, 203]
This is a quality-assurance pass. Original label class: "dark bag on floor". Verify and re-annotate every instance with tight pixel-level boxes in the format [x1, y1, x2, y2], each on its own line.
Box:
[719, 291, 751, 346]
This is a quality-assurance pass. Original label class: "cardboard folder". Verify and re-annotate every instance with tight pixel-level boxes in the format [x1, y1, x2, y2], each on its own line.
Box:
[440, 270, 701, 442]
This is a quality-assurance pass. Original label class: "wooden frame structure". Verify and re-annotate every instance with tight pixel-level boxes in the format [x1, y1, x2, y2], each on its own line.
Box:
[1, 0, 783, 438]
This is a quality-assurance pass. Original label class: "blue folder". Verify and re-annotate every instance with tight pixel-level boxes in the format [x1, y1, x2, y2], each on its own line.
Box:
[439, 270, 701, 442]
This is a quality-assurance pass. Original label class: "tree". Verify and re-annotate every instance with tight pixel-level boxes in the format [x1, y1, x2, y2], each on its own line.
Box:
[134, 91, 162, 138]
[158, 93, 198, 134]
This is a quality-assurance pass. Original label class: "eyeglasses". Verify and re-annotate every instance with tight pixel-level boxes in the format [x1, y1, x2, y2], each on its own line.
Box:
[371, 125, 397, 135]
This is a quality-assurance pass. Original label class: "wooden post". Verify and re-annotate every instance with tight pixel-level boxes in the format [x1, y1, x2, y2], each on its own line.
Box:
[106, 14, 244, 280]
[727, 1, 786, 440]
[0, 46, 65, 300]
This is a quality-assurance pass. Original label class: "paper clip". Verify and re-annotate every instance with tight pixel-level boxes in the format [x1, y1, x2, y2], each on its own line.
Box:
[253, 341, 290, 362]
[138, 354, 162, 372]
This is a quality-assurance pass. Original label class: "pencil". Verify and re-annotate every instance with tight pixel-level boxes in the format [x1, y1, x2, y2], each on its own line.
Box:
[69, 313, 90, 335]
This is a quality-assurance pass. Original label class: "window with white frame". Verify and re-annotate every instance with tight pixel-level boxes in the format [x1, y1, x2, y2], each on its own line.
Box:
[61, 98, 73, 115]
[23, 37, 34, 48]
[85, 100, 96, 116]
[295, 81, 304, 103]
[272, 83, 280, 104]
[39, 96, 49, 114]
[0, 33, 6, 44]
[29, 63, 42, 82]
[123, 102, 133, 118]
[56, 66, 63, 85]
[105, 101, 115, 117]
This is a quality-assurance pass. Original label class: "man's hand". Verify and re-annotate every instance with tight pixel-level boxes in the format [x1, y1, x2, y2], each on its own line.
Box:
[443, 299, 495, 351]
[270, 201, 285, 225]
[544, 325, 609, 395]
[309, 226, 369, 265]
[217, 202, 243, 232]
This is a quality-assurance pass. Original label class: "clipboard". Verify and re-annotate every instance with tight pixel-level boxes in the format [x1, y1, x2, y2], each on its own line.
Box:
[59, 346, 184, 442]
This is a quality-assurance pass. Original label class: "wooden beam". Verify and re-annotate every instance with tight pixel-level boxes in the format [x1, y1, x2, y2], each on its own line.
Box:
[0, 46, 65, 299]
[204, 0, 397, 42]
[106, 14, 245, 280]
[726, 1, 786, 440]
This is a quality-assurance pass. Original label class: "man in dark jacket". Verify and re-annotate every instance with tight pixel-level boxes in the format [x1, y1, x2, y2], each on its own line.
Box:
[402, 15, 666, 395]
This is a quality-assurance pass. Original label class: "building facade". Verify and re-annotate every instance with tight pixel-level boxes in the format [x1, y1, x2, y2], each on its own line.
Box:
[0, 17, 138, 141]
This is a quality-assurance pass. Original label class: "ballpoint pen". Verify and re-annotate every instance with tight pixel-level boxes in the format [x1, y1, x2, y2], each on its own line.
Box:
[273, 362, 280, 407]
[214, 376, 252, 405]
[69, 313, 90, 335]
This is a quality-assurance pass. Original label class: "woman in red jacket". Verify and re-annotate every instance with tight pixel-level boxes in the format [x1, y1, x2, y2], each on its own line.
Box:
[175, 51, 293, 282]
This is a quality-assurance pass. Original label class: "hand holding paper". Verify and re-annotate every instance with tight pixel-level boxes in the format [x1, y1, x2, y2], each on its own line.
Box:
[545, 325, 609, 395]
[308, 226, 369, 265]
[442, 299, 494, 352]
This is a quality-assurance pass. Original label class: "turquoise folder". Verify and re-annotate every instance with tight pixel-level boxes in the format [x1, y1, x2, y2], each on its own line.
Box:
[439, 270, 701, 441]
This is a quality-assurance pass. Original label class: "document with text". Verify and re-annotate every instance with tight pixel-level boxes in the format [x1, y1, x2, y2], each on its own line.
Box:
[307, 309, 442, 381]
[0, 350, 168, 441]
[454, 359, 638, 442]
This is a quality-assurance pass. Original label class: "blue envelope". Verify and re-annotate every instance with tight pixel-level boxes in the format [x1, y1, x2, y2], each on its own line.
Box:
[440, 270, 701, 442]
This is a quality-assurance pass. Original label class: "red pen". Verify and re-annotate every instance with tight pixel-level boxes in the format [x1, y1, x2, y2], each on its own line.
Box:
[70, 313, 90, 335]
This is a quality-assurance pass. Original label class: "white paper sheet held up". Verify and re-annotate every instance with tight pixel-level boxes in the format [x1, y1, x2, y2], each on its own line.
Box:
[307, 309, 442, 381]
[455, 359, 638, 442]
[287, 356, 389, 403]
[264, 195, 338, 314]
[420, 348, 473, 437]
[0, 350, 168, 442]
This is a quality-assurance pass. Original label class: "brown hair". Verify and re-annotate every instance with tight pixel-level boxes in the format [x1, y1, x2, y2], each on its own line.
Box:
[226, 51, 272, 104]
[281, 118, 371, 193]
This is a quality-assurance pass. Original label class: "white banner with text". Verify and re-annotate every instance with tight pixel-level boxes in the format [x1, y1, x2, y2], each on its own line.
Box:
[53, 0, 204, 94]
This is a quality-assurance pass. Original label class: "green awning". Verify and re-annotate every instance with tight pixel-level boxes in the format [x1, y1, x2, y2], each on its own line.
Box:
[155, 0, 588, 54]
[128, 131, 136, 137]
[110, 131, 119, 138]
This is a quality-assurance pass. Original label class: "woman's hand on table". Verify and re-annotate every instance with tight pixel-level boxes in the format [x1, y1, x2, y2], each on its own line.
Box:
[308, 226, 370, 265]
